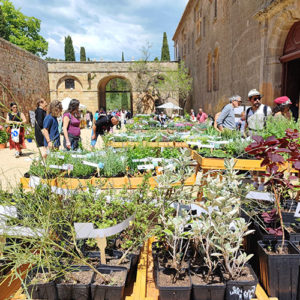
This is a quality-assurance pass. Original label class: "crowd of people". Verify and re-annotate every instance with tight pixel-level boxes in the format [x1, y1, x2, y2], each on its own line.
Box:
[5, 88, 295, 158]
[5, 98, 124, 158]
[214, 89, 293, 136]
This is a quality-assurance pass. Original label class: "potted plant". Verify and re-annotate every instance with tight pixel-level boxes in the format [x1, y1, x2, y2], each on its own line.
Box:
[25, 127, 35, 143]
[0, 125, 8, 148]
[198, 159, 257, 300]
[245, 129, 300, 300]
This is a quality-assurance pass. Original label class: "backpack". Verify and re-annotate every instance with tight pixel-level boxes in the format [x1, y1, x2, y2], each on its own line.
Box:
[246, 105, 268, 127]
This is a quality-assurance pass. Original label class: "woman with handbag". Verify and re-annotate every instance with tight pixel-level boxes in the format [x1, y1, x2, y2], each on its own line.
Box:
[62, 99, 81, 151]
[6, 102, 27, 158]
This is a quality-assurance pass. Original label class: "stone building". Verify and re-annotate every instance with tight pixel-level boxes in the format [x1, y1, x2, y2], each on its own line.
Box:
[0, 38, 49, 119]
[173, 0, 300, 119]
[47, 61, 178, 114]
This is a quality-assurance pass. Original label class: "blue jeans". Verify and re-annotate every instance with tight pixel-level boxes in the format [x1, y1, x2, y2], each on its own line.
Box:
[91, 129, 99, 147]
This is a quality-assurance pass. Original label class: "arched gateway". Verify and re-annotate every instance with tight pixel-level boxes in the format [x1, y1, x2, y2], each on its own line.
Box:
[280, 21, 300, 120]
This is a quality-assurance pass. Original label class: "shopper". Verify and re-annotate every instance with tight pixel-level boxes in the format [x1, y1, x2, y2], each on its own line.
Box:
[217, 95, 242, 131]
[35, 98, 47, 147]
[91, 115, 119, 148]
[42, 100, 62, 152]
[245, 89, 272, 134]
[6, 102, 27, 158]
[273, 96, 292, 119]
[196, 108, 208, 123]
[62, 99, 81, 151]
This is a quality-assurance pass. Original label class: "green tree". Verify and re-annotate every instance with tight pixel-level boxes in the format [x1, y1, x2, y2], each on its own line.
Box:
[161, 32, 170, 61]
[122, 51, 124, 62]
[154, 57, 159, 62]
[80, 46, 86, 61]
[158, 61, 192, 110]
[0, 0, 48, 56]
[0, 5, 9, 39]
[64, 35, 75, 61]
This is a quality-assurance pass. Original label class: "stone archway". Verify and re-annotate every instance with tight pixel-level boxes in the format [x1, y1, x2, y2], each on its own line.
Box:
[98, 76, 133, 114]
[280, 21, 300, 120]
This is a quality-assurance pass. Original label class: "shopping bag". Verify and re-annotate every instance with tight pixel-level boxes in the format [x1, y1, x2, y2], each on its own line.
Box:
[11, 126, 20, 143]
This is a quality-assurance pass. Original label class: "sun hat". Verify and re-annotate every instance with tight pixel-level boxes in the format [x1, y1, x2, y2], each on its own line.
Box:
[274, 96, 291, 105]
[248, 89, 261, 98]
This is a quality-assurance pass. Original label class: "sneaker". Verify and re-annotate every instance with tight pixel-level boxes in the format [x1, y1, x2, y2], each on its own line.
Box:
[15, 151, 20, 158]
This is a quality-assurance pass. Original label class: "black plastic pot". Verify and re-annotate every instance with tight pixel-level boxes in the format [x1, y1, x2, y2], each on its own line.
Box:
[191, 267, 225, 300]
[286, 223, 300, 242]
[282, 212, 296, 224]
[26, 267, 57, 300]
[257, 240, 300, 300]
[225, 264, 257, 300]
[28, 282, 57, 300]
[91, 265, 127, 300]
[157, 268, 192, 300]
[254, 222, 283, 241]
[56, 265, 92, 300]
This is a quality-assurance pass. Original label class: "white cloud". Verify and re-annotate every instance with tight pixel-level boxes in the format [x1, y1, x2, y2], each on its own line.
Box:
[11, 0, 188, 60]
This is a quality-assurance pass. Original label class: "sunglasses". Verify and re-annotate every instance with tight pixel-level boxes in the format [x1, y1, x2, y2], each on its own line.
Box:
[252, 97, 261, 101]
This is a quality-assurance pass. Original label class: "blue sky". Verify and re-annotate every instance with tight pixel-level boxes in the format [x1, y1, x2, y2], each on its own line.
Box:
[10, 0, 188, 61]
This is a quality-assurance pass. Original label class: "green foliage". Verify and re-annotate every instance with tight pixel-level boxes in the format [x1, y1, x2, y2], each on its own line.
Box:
[160, 32, 170, 61]
[257, 116, 300, 139]
[0, 0, 48, 56]
[44, 57, 63, 62]
[0, 128, 8, 143]
[153, 57, 159, 62]
[122, 51, 124, 62]
[80, 46, 86, 62]
[64, 35, 75, 61]
[0, 4, 9, 39]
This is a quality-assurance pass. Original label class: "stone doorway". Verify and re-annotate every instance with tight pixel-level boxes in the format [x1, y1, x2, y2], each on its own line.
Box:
[98, 76, 133, 114]
[281, 21, 300, 120]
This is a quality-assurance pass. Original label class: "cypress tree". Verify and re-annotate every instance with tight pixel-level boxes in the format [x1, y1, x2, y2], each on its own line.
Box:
[122, 52, 124, 62]
[64, 36, 75, 61]
[0, 5, 9, 40]
[80, 46, 86, 61]
[160, 32, 170, 61]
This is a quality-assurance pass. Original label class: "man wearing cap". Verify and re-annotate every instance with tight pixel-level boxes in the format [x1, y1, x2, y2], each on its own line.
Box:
[245, 89, 272, 134]
[216, 95, 242, 131]
[273, 96, 292, 119]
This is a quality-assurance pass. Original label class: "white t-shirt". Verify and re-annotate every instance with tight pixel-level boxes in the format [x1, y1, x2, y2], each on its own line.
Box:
[247, 104, 272, 131]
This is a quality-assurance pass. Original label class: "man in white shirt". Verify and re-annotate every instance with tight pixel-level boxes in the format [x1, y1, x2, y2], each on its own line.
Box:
[246, 89, 272, 134]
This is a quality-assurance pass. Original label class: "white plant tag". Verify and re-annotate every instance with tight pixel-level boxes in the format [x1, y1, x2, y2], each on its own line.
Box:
[82, 160, 104, 169]
[246, 192, 274, 202]
[294, 203, 300, 218]
[137, 164, 155, 170]
[49, 164, 73, 171]
[71, 154, 87, 158]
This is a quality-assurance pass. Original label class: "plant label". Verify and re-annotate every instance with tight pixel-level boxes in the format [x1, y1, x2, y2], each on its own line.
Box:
[246, 191, 274, 202]
[82, 161, 104, 169]
[96, 236, 107, 264]
[49, 164, 73, 171]
[294, 202, 300, 218]
[71, 154, 87, 158]
[137, 164, 155, 170]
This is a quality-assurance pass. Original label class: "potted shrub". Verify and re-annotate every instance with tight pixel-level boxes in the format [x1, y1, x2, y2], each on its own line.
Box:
[198, 159, 257, 300]
[0, 125, 8, 148]
[245, 129, 300, 300]
[25, 127, 35, 143]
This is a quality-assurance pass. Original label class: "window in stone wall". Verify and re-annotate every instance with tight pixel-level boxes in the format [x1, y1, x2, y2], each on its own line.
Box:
[214, 0, 218, 19]
[65, 79, 75, 89]
[213, 48, 219, 91]
[207, 53, 212, 92]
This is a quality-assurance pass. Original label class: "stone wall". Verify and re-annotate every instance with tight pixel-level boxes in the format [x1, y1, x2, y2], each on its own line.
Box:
[47, 61, 179, 114]
[0, 38, 49, 120]
[173, 0, 300, 116]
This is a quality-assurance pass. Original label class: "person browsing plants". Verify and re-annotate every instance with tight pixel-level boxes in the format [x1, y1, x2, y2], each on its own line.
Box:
[217, 95, 242, 131]
[91, 115, 119, 148]
[42, 100, 62, 155]
[62, 99, 81, 151]
[34, 98, 47, 148]
[245, 89, 272, 135]
[272, 96, 292, 120]
[6, 102, 27, 158]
